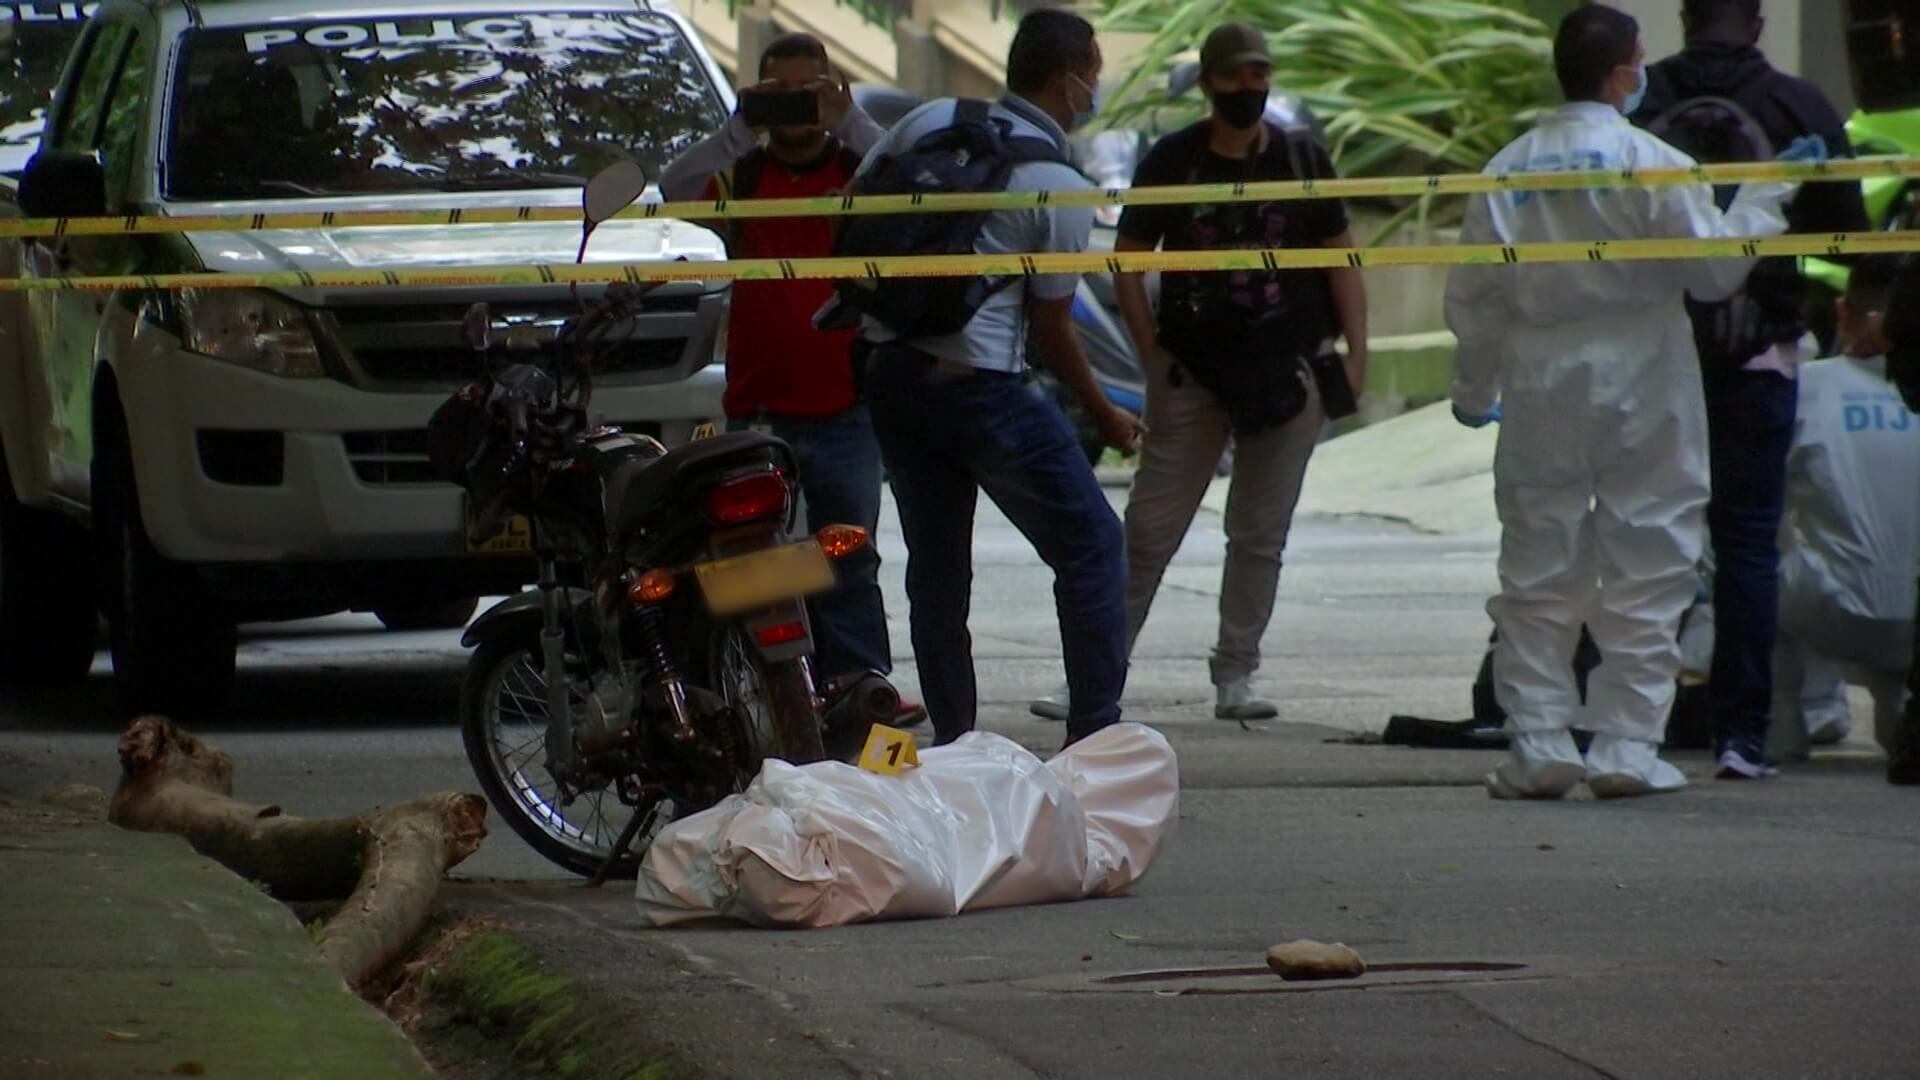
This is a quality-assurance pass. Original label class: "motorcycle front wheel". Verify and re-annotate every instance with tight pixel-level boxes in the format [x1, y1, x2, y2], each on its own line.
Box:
[459, 634, 660, 879]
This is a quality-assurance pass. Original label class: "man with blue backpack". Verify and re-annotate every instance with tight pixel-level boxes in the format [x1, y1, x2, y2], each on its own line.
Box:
[1630, 0, 1872, 781]
[820, 9, 1144, 749]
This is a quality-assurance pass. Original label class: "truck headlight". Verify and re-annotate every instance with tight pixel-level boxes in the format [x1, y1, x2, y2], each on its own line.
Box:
[179, 288, 323, 378]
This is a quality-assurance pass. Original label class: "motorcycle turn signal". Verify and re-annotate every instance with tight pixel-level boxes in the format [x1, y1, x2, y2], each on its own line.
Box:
[626, 568, 678, 605]
[817, 524, 870, 559]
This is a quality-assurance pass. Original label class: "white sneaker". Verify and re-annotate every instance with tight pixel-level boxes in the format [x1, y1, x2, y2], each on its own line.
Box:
[1485, 731, 1586, 799]
[1586, 734, 1689, 798]
[1029, 683, 1070, 722]
[1215, 678, 1278, 721]
[1806, 715, 1851, 745]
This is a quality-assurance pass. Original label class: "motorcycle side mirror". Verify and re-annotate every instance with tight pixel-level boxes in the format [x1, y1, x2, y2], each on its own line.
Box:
[577, 160, 650, 262]
[463, 302, 492, 352]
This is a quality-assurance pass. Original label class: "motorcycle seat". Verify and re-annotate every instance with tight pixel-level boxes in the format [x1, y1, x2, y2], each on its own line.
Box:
[605, 430, 795, 536]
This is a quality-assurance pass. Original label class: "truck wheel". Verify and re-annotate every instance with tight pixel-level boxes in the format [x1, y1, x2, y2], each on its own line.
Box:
[0, 449, 97, 685]
[375, 598, 478, 632]
[93, 420, 236, 719]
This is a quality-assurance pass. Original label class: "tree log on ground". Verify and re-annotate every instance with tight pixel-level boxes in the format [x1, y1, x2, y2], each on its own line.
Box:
[108, 716, 488, 988]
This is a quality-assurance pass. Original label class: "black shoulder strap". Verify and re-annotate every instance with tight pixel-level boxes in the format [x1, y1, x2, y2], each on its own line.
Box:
[954, 98, 992, 127]
[730, 147, 768, 202]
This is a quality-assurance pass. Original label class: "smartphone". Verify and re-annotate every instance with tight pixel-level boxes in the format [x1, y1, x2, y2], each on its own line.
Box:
[740, 89, 819, 128]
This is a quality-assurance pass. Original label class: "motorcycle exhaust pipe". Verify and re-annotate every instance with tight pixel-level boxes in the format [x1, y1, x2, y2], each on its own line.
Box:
[819, 671, 902, 758]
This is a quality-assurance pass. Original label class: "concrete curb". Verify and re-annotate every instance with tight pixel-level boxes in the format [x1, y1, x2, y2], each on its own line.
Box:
[414, 928, 694, 1080]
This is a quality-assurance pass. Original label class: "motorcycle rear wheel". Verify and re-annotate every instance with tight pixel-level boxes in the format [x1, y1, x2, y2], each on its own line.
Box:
[460, 635, 659, 879]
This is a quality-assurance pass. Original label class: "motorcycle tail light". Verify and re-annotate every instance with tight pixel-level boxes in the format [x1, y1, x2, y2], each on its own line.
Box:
[754, 621, 808, 648]
[706, 471, 788, 524]
[627, 569, 677, 605]
[816, 524, 869, 559]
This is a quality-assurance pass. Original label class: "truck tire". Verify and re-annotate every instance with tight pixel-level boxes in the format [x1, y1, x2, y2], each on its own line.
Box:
[375, 597, 478, 632]
[0, 445, 97, 685]
[93, 406, 236, 719]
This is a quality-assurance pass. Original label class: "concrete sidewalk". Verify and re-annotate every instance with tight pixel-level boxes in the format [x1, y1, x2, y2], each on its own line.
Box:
[0, 790, 431, 1080]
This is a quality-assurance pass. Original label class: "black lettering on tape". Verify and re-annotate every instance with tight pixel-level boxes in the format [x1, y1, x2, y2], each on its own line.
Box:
[1261, 251, 1279, 271]
[842, 194, 857, 211]
[297, 271, 316, 287]
[536, 265, 556, 283]
[251, 213, 266, 230]
[123, 215, 138, 232]
[1035, 190, 1050, 205]
[448, 208, 463, 224]
[1347, 252, 1364, 268]
[1502, 247, 1518, 264]
[910, 193, 925, 206]
[322, 211, 337, 227]
[1742, 243, 1759, 257]
[864, 261, 882, 279]
[780, 261, 797, 280]
[1107, 257, 1123, 274]
[383, 271, 401, 285]
[1020, 256, 1038, 276]
[53, 218, 68, 237]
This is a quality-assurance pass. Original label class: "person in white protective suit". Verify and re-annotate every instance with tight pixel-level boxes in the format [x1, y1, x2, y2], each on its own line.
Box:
[1444, 3, 1813, 800]
[1766, 256, 1919, 762]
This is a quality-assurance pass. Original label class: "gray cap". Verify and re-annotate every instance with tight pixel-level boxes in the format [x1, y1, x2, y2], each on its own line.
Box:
[1200, 22, 1271, 80]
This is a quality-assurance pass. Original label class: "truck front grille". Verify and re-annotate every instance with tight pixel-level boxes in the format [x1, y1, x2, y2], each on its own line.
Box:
[344, 421, 665, 487]
[353, 339, 688, 385]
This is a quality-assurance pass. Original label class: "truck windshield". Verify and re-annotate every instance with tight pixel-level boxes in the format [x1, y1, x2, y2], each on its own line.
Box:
[0, 5, 92, 177]
[167, 13, 726, 199]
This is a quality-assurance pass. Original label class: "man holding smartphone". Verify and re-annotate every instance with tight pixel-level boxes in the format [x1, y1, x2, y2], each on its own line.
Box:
[660, 35, 920, 723]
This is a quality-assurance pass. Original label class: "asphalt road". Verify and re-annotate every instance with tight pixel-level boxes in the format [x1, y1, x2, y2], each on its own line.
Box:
[3, 489, 1915, 1079]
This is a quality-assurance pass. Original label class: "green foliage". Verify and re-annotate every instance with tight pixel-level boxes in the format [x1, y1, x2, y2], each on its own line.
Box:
[1096, 0, 1561, 232]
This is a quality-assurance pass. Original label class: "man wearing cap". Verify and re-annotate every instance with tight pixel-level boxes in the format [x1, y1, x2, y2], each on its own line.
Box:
[1034, 23, 1367, 723]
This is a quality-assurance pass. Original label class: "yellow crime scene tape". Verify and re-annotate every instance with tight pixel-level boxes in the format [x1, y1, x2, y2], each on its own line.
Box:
[8, 231, 1920, 293]
[2, 158, 1915, 238]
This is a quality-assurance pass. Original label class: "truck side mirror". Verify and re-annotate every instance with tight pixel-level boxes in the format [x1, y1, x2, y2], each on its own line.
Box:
[18, 151, 108, 221]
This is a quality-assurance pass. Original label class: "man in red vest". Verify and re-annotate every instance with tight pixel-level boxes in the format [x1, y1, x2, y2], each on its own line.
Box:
[662, 34, 920, 724]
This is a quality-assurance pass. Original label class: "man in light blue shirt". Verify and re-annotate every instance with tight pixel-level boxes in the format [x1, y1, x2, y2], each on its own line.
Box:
[855, 10, 1143, 748]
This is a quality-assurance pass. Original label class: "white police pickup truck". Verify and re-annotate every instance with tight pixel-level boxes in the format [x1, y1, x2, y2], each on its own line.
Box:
[0, 0, 735, 716]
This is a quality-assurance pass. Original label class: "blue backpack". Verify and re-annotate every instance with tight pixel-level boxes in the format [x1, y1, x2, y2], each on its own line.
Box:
[830, 100, 1070, 340]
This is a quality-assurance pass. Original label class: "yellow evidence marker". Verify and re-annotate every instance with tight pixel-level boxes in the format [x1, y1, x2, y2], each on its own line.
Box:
[857, 724, 920, 775]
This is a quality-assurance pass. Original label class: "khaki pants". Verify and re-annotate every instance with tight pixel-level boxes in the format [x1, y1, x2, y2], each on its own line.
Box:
[1123, 347, 1324, 685]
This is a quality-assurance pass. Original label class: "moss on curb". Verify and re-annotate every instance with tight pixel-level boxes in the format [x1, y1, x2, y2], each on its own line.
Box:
[420, 932, 689, 1080]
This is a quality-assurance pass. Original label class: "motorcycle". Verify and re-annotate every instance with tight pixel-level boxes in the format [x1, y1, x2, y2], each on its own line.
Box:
[431, 163, 901, 881]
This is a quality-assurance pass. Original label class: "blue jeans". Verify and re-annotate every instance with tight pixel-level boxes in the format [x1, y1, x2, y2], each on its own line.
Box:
[733, 406, 891, 682]
[865, 345, 1129, 745]
[1703, 368, 1797, 761]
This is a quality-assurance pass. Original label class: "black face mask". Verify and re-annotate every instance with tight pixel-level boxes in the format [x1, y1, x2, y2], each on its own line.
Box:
[1213, 88, 1269, 131]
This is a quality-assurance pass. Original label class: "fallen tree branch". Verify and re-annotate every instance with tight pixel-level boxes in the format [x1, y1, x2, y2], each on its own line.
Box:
[108, 716, 488, 987]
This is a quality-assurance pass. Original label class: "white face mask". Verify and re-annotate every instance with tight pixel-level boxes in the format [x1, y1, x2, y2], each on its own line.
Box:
[1620, 63, 1648, 116]
[1068, 74, 1102, 132]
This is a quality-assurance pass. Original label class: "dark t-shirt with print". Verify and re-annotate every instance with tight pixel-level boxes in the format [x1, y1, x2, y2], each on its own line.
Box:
[1118, 121, 1347, 364]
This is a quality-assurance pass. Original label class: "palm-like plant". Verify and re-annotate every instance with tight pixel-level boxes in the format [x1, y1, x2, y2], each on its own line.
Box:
[1097, 0, 1560, 235]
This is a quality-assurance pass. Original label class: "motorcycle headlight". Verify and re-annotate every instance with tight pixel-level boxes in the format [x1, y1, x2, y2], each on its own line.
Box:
[178, 288, 323, 378]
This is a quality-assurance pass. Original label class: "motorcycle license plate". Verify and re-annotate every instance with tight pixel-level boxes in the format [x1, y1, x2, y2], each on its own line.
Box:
[694, 541, 835, 616]
[462, 497, 534, 556]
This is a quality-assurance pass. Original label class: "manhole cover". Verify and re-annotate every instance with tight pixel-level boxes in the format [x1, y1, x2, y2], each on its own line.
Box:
[1015, 959, 1555, 996]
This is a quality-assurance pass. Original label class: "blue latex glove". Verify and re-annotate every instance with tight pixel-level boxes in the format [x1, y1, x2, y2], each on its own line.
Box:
[1452, 401, 1502, 429]
[1775, 134, 1828, 164]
